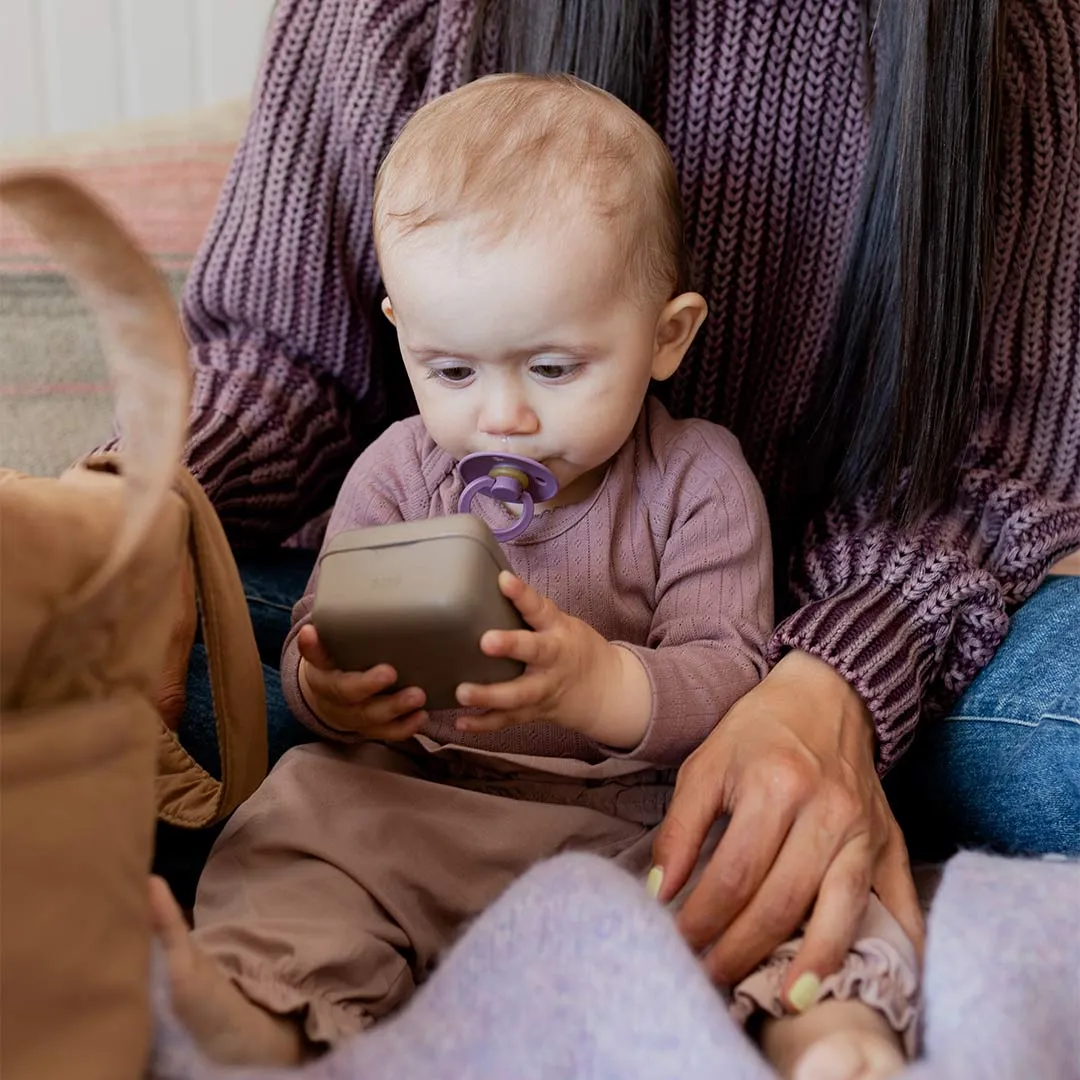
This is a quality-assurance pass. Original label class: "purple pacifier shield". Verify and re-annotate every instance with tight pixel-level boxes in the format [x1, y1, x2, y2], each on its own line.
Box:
[456, 452, 560, 542]
[457, 452, 560, 503]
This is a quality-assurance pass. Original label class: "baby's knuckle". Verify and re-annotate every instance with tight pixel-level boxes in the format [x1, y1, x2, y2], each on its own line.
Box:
[330, 676, 357, 703]
[531, 637, 552, 664]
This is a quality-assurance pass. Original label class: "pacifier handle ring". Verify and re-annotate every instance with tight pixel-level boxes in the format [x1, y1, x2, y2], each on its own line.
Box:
[458, 476, 536, 542]
[458, 475, 493, 516]
[491, 492, 534, 541]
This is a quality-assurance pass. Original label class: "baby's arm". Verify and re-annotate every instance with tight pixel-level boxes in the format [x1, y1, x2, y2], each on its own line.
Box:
[280, 419, 432, 740]
[457, 423, 773, 761]
[454, 570, 654, 748]
[607, 424, 774, 764]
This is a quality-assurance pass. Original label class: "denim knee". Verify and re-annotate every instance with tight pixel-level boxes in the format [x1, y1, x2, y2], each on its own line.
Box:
[888, 575, 1080, 859]
[237, 548, 318, 667]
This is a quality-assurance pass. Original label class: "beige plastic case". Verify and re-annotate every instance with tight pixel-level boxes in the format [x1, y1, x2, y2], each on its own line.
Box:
[312, 514, 526, 710]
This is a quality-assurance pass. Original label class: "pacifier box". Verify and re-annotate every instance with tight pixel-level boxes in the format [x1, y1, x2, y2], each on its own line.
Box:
[312, 514, 526, 711]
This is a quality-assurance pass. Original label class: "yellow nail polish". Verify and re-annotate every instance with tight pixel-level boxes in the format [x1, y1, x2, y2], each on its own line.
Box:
[645, 866, 664, 900]
[787, 972, 822, 1013]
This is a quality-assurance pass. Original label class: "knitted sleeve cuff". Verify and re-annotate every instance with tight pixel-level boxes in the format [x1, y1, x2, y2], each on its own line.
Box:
[774, 480, 1080, 773]
[768, 573, 1004, 773]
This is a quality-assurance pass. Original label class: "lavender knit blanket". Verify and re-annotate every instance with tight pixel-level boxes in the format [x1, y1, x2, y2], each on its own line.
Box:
[150, 851, 1080, 1080]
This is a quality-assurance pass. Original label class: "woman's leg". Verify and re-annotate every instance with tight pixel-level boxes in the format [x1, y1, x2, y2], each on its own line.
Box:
[886, 573, 1080, 860]
[153, 548, 318, 906]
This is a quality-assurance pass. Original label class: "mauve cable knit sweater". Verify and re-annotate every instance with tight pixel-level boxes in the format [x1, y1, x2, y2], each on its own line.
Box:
[178, 0, 1080, 769]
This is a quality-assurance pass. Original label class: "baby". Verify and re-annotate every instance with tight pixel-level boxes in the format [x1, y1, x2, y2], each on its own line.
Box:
[153, 74, 917, 1080]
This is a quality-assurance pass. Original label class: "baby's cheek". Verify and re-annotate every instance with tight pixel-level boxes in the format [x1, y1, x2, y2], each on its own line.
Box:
[415, 404, 471, 459]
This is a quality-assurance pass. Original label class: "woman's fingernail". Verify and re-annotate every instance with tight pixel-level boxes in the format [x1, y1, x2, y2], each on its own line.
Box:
[645, 866, 664, 899]
[787, 972, 822, 1013]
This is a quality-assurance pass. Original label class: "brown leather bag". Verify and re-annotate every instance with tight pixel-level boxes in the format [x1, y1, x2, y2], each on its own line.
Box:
[0, 172, 268, 1080]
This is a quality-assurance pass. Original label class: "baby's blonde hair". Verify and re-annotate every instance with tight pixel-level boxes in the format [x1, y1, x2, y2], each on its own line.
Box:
[373, 73, 688, 305]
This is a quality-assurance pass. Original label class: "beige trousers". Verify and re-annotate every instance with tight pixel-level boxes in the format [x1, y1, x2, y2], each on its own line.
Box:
[193, 741, 667, 1044]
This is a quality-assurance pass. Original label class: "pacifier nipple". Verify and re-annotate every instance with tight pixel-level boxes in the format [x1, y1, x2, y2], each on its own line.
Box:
[487, 466, 529, 503]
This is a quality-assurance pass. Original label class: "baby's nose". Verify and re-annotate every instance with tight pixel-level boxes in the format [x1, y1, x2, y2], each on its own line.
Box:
[478, 389, 538, 436]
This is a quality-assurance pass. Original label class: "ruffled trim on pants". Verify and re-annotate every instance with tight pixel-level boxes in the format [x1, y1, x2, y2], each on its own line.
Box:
[729, 895, 920, 1056]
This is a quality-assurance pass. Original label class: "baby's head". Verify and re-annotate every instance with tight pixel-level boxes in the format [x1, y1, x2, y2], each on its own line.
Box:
[374, 73, 706, 505]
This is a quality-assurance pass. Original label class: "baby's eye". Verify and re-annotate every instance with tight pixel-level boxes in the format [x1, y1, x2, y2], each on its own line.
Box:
[428, 363, 475, 384]
[530, 361, 581, 382]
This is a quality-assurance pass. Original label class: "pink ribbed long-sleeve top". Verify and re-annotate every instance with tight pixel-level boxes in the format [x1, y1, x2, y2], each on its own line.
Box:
[282, 400, 773, 766]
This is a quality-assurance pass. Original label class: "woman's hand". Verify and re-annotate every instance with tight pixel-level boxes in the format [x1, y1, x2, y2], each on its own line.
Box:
[153, 551, 198, 730]
[297, 624, 429, 740]
[650, 650, 924, 1002]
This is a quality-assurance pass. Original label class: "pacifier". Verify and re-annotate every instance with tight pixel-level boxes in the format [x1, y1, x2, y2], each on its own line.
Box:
[457, 451, 559, 541]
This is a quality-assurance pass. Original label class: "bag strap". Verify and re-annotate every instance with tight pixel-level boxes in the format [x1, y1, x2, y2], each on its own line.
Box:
[3, 170, 267, 826]
[0, 171, 189, 606]
[155, 467, 268, 826]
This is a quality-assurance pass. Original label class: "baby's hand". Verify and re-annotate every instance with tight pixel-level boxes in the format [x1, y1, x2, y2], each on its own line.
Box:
[297, 624, 428, 740]
[454, 572, 638, 745]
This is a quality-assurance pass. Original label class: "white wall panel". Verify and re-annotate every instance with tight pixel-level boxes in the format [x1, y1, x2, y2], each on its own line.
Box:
[0, 0, 276, 141]
[39, 0, 123, 137]
[0, 0, 46, 139]
[117, 0, 197, 121]
[193, 0, 274, 107]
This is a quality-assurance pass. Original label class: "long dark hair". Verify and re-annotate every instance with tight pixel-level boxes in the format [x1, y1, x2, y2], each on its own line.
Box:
[468, 0, 1004, 528]
[468, 0, 663, 115]
[817, 0, 1003, 525]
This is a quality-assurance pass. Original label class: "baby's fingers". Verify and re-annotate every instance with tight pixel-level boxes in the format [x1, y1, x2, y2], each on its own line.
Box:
[359, 685, 428, 725]
[453, 710, 518, 734]
[456, 672, 545, 714]
[479, 627, 555, 667]
[297, 623, 338, 671]
[362, 708, 429, 741]
[499, 571, 559, 631]
[303, 659, 398, 706]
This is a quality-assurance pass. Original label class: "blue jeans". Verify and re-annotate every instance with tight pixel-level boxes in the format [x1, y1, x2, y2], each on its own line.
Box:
[885, 572, 1080, 860]
[156, 559, 1080, 903]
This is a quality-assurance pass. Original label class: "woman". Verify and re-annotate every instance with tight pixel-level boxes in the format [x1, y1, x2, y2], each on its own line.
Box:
[153, 0, 1080, 1009]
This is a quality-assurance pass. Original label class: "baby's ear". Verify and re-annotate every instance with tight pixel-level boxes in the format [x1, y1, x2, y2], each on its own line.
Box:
[381, 297, 396, 325]
[651, 292, 708, 381]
